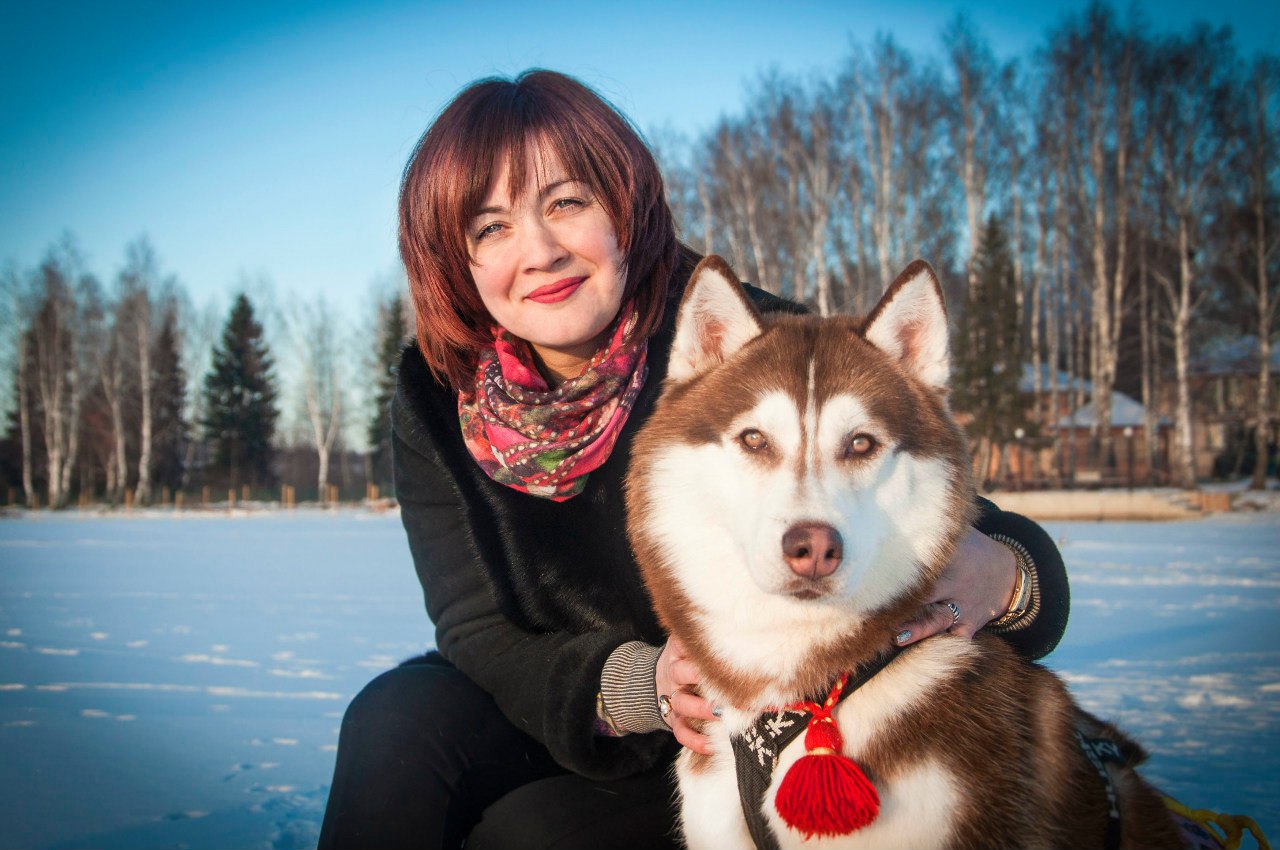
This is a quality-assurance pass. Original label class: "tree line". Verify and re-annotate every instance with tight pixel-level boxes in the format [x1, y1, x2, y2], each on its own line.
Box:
[0, 235, 411, 509]
[2, 1, 1276, 507]
[654, 2, 1277, 489]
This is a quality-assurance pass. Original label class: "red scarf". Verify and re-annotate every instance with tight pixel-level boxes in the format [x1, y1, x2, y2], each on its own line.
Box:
[457, 308, 648, 501]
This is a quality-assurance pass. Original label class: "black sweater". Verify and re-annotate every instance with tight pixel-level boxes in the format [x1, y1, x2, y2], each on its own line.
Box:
[391, 282, 1070, 780]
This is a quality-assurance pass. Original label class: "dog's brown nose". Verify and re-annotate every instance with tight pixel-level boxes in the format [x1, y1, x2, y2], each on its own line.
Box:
[782, 524, 843, 579]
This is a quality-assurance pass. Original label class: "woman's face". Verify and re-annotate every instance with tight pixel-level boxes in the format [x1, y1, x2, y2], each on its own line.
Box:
[468, 147, 626, 385]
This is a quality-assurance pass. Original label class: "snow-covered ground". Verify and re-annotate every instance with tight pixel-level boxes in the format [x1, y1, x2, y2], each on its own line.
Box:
[0, 510, 427, 850]
[1040, 513, 1279, 843]
[0, 508, 1276, 849]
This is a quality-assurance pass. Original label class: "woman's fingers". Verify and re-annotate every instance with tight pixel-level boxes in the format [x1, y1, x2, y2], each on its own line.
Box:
[893, 600, 964, 647]
[670, 689, 716, 722]
[668, 689, 715, 754]
[671, 716, 712, 754]
[669, 658, 701, 689]
[656, 636, 717, 754]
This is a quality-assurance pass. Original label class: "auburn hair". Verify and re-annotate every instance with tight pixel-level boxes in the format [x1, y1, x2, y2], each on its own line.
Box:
[399, 69, 692, 390]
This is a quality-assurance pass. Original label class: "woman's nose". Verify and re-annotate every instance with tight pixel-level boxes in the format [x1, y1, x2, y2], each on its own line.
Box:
[519, 219, 568, 271]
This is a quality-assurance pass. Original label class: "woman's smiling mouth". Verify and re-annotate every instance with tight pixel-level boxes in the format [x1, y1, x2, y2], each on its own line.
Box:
[526, 276, 587, 303]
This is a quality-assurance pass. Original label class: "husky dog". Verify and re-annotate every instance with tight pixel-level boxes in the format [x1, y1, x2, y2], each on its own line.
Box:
[625, 256, 1181, 850]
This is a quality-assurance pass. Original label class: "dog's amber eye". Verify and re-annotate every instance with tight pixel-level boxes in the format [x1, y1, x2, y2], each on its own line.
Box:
[846, 434, 876, 457]
[739, 429, 768, 451]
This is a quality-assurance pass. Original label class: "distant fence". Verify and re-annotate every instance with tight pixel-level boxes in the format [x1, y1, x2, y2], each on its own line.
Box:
[4, 483, 396, 512]
[988, 489, 1233, 521]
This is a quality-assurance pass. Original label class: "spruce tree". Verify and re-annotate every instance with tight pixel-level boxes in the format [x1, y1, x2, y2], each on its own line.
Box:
[150, 306, 188, 493]
[367, 292, 407, 490]
[201, 294, 278, 489]
[952, 215, 1031, 450]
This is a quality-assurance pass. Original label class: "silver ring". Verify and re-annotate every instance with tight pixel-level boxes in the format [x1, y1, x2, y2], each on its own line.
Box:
[658, 694, 673, 723]
[945, 601, 961, 626]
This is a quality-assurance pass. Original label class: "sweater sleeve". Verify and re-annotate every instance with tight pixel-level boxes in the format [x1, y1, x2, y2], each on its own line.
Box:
[391, 382, 677, 780]
[974, 496, 1070, 660]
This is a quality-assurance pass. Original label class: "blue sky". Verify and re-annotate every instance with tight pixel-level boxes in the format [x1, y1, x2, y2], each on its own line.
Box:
[2, 0, 1276, 323]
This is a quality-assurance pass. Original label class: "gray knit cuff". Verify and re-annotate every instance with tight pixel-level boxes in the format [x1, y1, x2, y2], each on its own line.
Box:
[985, 533, 1041, 634]
[600, 640, 667, 735]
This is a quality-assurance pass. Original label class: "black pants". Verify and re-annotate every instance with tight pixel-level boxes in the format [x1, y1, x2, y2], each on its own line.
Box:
[317, 653, 682, 850]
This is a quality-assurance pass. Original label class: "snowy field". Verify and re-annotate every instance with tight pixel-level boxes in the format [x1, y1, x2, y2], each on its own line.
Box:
[0, 508, 1276, 850]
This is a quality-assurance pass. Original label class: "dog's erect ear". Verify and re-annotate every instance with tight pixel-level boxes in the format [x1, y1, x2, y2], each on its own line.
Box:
[864, 260, 950, 390]
[668, 256, 764, 382]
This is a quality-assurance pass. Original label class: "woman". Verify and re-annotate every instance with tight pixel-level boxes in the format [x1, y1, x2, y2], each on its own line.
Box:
[318, 70, 1068, 850]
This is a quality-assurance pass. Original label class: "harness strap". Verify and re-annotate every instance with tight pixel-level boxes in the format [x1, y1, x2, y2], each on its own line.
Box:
[729, 649, 899, 850]
[1076, 731, 1126, 850]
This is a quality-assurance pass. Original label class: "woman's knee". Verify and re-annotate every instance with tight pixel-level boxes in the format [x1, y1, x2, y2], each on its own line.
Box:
[324, 660, 568, 848]
[340, 660, 482, 753]
[322, 661, 491, 849]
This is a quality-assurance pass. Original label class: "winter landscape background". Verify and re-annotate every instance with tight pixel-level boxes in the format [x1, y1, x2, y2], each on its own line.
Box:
[0, 506, 1276, 850]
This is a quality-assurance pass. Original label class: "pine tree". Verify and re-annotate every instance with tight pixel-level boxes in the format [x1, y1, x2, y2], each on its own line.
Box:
[952, 215, 1031, 481]
[201, 294, 278, 490]
[367, 292, 408, 490]
[150, 305, 188, 493]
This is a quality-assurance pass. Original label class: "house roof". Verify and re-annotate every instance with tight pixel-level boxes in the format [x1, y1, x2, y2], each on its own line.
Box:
[1054, 391, 1170, 429]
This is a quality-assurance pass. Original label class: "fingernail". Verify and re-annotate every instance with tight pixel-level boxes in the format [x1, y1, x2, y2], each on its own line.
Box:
[894, 630, 912, 645]
[712, 705, 724, 718]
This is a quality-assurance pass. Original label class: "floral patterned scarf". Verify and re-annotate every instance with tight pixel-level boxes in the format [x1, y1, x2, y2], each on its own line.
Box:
[457, 308, 648, 501]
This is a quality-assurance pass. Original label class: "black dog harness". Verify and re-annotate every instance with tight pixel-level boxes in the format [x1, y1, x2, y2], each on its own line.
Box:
[728, 651, 899, 850]
[1077, 730, 1127, 850]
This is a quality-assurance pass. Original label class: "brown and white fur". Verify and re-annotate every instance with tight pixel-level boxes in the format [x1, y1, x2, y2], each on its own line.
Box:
[625, 256, 1182, 850]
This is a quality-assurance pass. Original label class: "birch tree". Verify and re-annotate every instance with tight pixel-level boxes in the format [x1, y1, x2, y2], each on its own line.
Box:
[288, 295, 345, 497]
[1146, 26, 1240, 488]
[764, 76, 844, 313]
[1042, 5, 1147, 468]
[702, 118, 779, 294]
[941, 14, 1012, 283]
[844, 36, 913, 289]
[97, 291, 129, 501]
[30, 238, 96, 508]
[117, 239, 169, 504]
[1232, 56, 1280, 488]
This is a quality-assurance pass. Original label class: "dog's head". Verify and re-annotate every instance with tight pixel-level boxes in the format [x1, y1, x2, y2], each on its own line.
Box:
[626, 256, 976, 693]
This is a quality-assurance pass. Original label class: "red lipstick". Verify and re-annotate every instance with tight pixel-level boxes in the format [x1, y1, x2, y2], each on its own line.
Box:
[526, 276, 587, 303]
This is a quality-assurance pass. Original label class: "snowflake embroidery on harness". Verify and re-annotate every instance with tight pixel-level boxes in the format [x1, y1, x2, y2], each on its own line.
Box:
[766, 712, 801, 739]
[743, 710, 803, 768]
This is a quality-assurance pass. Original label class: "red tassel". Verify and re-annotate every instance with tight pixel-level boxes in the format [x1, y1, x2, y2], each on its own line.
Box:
[774, 675, 880, 838]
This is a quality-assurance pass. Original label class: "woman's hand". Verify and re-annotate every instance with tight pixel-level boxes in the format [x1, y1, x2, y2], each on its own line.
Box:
[893, 528, 1017, 647]
[655, 635, 718, 755]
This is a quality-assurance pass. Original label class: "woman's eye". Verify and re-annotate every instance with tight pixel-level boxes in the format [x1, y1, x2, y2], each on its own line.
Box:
[739, 429, 768, 451]
[474, 222, 502, 241]
[551, 197, 584, 211]
[845, 434, 876, 457]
